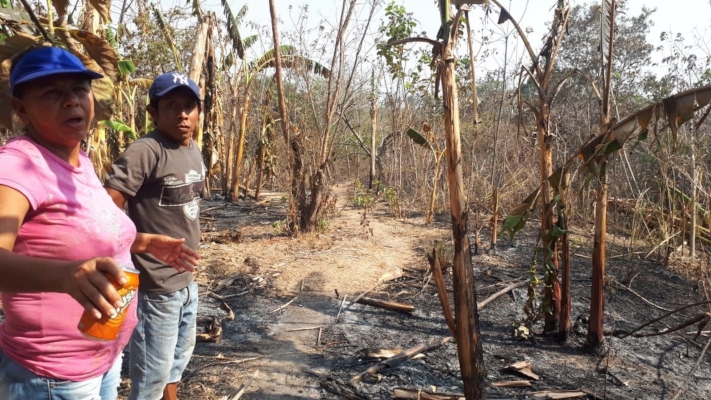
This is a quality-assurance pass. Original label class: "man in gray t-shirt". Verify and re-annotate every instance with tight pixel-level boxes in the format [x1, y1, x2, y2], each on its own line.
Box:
[105, 72, 204, 400]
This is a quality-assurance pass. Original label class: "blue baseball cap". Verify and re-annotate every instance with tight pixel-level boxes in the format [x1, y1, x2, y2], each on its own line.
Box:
[10, 47, 103, 95]
[148, 72, 201, 104]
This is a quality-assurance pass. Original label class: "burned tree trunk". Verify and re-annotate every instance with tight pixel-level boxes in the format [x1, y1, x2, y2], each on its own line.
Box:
[588, 161, 608, 349]
[188, 14, 211, 149]
[588, 0, 616, 350]
[268, 0, 304, 233]
[558, 176, 571, 339]
[538, 103, 561, 333]
[228, 92, 251, 201]
[440, 37, 486, 400]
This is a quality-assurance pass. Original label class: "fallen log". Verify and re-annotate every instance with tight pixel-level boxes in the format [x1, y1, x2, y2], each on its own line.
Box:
[351, 337, 451, 383]
[231, 370, 259, 400]
[491, 380, 531, 388]
[269, 296, 299, 314]
[356, 296, 414, 314]
[393, 388, 464, 399]
[394, 388, 585, 400]
[350, 268, 404, 305]
[528, 390, 586, 399]
[478, 280, 527, 309]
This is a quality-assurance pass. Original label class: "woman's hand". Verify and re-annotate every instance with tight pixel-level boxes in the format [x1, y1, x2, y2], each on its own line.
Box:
[145, 235, 200, 272]
[62, 257, 126, 320]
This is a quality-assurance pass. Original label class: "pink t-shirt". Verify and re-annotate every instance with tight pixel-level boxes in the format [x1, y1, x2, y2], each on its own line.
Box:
[0, 136, 138, 381]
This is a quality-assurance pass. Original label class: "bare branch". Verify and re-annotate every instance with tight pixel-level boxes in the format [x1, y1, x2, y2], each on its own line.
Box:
[489, 0, 542, 79]
[340, 114, 371, 156]
[549, 69, 579, 108]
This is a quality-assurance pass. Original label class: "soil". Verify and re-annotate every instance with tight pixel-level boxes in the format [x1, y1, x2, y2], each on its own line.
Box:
[107, 183, 711, 400]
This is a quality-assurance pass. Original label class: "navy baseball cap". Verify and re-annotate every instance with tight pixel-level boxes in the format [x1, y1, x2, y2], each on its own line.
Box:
[148, 72, 201, 104]
[10, 47, 103, 95]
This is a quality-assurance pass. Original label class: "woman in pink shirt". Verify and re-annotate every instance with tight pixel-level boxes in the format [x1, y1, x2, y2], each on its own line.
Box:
[0, 47, 200, 399]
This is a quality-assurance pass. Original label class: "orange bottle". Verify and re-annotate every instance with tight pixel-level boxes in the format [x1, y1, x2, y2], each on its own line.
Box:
[78, 265, 139, 341]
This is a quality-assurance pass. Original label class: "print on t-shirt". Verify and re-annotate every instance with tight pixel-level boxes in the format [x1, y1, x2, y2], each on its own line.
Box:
[158, 168, 204, 220]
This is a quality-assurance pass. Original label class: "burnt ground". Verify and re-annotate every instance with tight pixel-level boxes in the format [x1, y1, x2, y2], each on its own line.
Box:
[101, 183, 711, 399]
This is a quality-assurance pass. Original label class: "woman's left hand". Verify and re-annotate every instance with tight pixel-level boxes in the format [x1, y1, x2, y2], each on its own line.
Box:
[146, 235, 200, 272]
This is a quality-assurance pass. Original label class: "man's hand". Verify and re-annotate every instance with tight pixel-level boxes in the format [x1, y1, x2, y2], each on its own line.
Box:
[146, 235, 200, 272]
[62, 257, 126, 320]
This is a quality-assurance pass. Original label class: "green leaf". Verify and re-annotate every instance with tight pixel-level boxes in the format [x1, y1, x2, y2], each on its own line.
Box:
[500, 214, 527, 241]
[405, 127, 432, 150]
[631, 128, 649, 151]
[602, 139, 622, 155]
[551, 225, 567, 238]
[535, 247, 554, 257]
[118, 59, 136, 75]
[99, 119, 137, 140]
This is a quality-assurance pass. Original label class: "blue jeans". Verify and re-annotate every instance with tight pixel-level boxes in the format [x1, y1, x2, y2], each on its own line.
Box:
[0, 347, 122, 400]
[128, 281, 197, 400]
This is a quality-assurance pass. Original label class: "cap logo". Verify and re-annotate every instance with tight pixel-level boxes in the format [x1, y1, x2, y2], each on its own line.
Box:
[172, 73, 189, 86]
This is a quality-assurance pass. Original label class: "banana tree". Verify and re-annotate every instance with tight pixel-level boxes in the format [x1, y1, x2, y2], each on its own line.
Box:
[219, 2, 255, 195]
[227, 46, 330, 201]
[502, 83, 711, 346]
[492, 0, 571, 334]
[588, 0, 616, 349]
[387, 1, 486, 397]
[405, 125, 446, 224]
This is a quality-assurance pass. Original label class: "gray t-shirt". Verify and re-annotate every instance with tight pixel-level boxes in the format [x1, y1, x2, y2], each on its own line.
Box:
[105, 130, 205, 294]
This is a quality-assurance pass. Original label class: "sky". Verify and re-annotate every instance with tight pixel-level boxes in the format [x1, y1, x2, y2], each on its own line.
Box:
[221, 0, 711, 43]
[163, 0, 711, 76]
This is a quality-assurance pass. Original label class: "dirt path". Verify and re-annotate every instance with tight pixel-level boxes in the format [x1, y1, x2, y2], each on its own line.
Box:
[151, 184, 449, 399]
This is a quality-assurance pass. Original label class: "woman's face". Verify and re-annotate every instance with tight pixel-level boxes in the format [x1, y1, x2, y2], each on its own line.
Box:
[12, 73, 95, 148]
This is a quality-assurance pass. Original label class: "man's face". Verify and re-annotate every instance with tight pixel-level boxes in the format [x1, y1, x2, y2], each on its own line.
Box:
[149, 87, 200, 146]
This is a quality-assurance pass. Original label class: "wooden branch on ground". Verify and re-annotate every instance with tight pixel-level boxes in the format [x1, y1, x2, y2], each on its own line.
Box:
[351, 337, 451, 383]
[671, 334, 711, 400]
[220, 299, 235, 321]
[609, 277, 673, 312]
[201, 205, 226, 213]
[286, 326, 323, 332]
[491, 380, 531, 387]
[527, 391, 586, 399]
[478, 280, 526, 309]
[231, 370, 260, 400]
[181, 357, 260, 382]
[350, 269, 404, 305]
[428, 249, 457, 340]
[336, 294, 347, 321]
[394, 388, 586, 399]
[609, 312, 710, 338]
[392, 388, 464, 399]
[269, 296, 298, 314]
[356, 296, 414, 314]
[606, 300, 711, 339]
